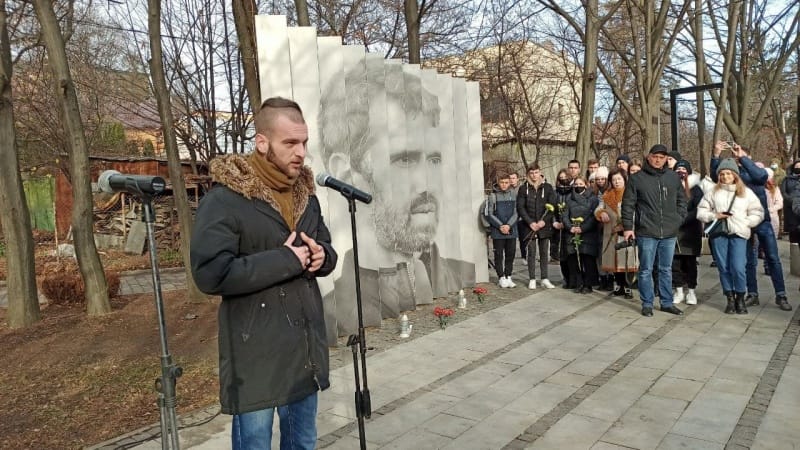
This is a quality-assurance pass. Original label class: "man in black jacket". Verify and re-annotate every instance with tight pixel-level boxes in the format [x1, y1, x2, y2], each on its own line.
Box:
[622, 144, 688, 317]
[191, 97, 338, 449]
[517, 163, 557, 289]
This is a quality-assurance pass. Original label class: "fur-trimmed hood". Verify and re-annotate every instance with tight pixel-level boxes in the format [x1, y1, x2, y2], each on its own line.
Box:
[208, 154, 316, 224]
[686, 173, 701, 189]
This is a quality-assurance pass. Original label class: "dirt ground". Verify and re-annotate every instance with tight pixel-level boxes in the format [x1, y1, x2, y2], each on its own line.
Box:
[0, 238, 529, 448]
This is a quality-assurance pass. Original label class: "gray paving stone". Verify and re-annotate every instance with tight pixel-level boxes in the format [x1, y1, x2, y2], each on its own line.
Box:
[350, 391, 460, 445]
[670, 390, 749, 443]
[544, 370, 593, 388]
[380, 428, 453, 450]
[526, 413, 613, 450]
[432, 367, 506, 399]
[444, 385, 521, 421]
[600, 394, 688, 449]
[504, 382, 578, 416]
[421, 413, 477, 439]
[647, 376, 704, 402]
[442, 408, 539, 450]
[490, 357, 569, 394]
[713, 356, 769, 384]
[629, 348, 684, 370]
[702, 377, 758, 396]
[656, 433, 724, 450]
[664, 355, 721, 382]
[571, 377, 652, 421]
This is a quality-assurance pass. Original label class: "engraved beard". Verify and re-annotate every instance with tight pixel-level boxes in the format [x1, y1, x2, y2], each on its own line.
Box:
[372, 192, 439, 255]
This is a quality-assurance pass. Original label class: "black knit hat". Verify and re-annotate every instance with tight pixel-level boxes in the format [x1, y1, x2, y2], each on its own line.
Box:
[615, 154, 631, 164]
[649, 144, 668, 155]
[674, 159, 692, 174]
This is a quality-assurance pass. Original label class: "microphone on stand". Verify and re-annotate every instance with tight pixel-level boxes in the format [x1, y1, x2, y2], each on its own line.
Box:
[315, 173, 372, 204]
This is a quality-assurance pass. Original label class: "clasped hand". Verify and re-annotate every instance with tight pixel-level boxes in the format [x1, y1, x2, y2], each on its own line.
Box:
[284, 231, 325, 272]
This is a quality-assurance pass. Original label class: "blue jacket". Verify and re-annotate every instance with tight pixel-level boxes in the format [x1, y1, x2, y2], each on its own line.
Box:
[487, 186, 519, 240]
[711, 156, 769, 221]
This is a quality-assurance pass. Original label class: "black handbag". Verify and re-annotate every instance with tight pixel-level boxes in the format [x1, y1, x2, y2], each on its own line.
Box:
[705, 194, 735, 240]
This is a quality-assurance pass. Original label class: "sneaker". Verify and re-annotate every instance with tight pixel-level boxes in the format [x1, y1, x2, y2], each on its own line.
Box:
[541, 279, 555, 289]
[520, 258, 527, 265]
[674, 287, 685, 304]
[528, 279, 537, 290]
[710, 260, 717, 267]
[686, 289, 697, 305]
[506, 277, 517, 288]
[745, 294, 760, 307]
[776, 295, 792, 311]
[498, 277, 508, 288]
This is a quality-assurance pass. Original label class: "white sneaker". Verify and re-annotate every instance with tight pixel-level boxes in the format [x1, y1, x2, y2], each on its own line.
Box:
[674, 287, 685, 304]
[686, 289, 697, 305]
[506, 277, 517, 288]
[528, 280, 537, 290]
[520, 258, 527, 265]
[498, 277, 508, 288]
[541, 279, 555, 289]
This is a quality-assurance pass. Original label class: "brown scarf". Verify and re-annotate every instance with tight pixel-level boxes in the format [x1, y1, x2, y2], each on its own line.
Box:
[602, 187, 625, 215]
[247, 152, 296, 228]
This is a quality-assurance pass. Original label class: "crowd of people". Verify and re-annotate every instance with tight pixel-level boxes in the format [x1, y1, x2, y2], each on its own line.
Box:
[485, 141, 798, 318]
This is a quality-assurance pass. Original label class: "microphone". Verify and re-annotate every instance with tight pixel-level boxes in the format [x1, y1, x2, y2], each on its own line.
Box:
[315, 172, 372, 204]
[98, 170, 166, 196]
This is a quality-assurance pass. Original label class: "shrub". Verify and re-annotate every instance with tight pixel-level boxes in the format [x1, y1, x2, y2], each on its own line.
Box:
[41, 270, 121, 306]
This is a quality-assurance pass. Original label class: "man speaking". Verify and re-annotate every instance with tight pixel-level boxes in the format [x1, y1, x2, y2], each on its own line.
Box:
[191, 97, 337, 449]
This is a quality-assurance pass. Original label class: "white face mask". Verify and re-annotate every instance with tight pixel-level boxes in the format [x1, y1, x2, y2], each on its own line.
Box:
[771, 164, 778, 170]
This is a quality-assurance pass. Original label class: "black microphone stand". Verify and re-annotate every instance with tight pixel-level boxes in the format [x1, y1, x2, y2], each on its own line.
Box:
[140, 194, 182, 449]
[343, 195, 371, 450]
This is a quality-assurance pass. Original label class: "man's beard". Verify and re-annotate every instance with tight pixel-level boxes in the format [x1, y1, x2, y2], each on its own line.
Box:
[372, 192, 439, 255]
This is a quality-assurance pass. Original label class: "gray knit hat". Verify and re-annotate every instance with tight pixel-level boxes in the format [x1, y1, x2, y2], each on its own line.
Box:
[716, 158, 740, 176]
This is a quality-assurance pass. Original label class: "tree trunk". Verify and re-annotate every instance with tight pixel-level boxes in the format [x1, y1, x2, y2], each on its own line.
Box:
[295, 0, 310, 26]
[0, 0, 39, 328]
[232, 0, 261, 113]
[404, 0, 421, 64]
[148, 0, 206, 303]
[575, 0, 599, 166]
[693, 0, 707, 176]
[32, 0, 110, 316]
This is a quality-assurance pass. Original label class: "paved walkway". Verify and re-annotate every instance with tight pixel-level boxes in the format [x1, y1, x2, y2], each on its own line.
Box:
[92, 247, 800, 450]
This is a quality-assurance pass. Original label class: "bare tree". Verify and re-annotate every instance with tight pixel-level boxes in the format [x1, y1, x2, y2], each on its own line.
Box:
[31, 0, 110, 316]
[295, 0, 310, 26]
[0, 0, 39, 328]
[703, 1, 800, 153]
[232, 0, 260, 111]
[147, 0, 206, 303]
[538, 0, 623, 166]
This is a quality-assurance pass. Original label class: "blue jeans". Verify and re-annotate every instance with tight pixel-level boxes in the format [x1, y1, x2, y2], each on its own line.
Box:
[746, 221, 785, 296]
[232, 392, 318, 450]
[711, 235, 748, 293]
[637, 236, 676, 308]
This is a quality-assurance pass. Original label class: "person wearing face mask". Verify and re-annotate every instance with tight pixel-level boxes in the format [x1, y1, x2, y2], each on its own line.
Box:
[780, 160, 800, 246]
[564, 177, 600, 293]
[552, 168, 576, 287]
[671, 160, 704, 305]
[621, 144, 688, 317]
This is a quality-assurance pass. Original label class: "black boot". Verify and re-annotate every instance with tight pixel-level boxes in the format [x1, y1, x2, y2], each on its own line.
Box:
[724, 291, 735, 314]
[735, 292, 748, 315]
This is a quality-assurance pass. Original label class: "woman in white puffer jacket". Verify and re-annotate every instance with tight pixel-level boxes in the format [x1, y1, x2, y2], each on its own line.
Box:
[697, 158, 764, 315]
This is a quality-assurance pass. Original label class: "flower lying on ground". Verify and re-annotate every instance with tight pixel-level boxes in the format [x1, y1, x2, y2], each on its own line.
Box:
[473, 286, 488, 303]
[433, 306, 455, 329]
